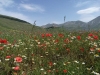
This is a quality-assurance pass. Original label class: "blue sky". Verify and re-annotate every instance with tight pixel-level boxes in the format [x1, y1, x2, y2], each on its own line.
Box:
[0, 0, 100, 26]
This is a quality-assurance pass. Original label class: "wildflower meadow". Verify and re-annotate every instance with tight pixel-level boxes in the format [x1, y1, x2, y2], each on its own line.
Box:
[0, 30, 100, 75]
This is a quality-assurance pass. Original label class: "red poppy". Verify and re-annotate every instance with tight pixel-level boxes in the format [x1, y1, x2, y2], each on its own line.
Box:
[0, 46, 4, 50]
[41, 34, 45, 37]
[66, 48, 70, 52]
[6, 56, 11, 59]
[90, 48, 95, 51]
[98, 50, 100, 53]
[56, 48, 59, 50]
[0, 39, 7, 44]
[64, 38, 70, 43]
[15, 56, 22, 63]
[41, 43, 46, 47]
[58, 33, 64, 37]
[93, 35, 98, 40]
[14, 66, 20, 71]
[63, 69, 68, 73]
[46, 33, 52, 37]
[48, 62, 53, 66]
[47, 70, 51, 73]
[31, 54, 34, 56]
[77, 36, 81, 40]
[88, 33, 93, 37]
[55, 39, 59, 43]
[80, 47, 84, 52]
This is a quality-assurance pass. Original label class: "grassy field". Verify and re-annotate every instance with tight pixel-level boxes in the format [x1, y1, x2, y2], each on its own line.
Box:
[0, 28, 100, 75]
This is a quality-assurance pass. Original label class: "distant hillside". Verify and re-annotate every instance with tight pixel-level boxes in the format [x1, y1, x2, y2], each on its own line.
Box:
[0, 14, 43, 31]
[60, 21, 87, 30]
[0, 14, 30, 24]
[88, 16, 100, 30]
[41, 23, 59, 28]
[41, 21, 87, 31]
[41, 16, 100, 31]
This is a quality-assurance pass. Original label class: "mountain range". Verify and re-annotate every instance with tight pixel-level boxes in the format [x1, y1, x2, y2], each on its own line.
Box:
[0, 14, 100, 31]
[41, 16, 100, 31]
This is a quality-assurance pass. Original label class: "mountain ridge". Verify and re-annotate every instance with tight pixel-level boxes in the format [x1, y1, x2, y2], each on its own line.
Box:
[41, 16, 100, 30]
[0, 14, 33, 31]
[0, 14, 30, 24]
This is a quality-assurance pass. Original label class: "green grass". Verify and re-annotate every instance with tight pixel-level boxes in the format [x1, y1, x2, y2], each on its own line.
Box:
[0, 14, 45, 32]
[0, 17, 32, 31]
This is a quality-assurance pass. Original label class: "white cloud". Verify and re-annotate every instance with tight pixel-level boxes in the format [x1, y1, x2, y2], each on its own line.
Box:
[0, 0, 37, 24]
[77, 7, 100, 14]
[75, 0, 100, 8]
[0, 0, 45, 25]
[77, 7, 100, 22]
[19, 4, 45, 12]
[76, 0, 100, 22]
[0, 0, 14, 7]
[76, 1, 90, 7]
